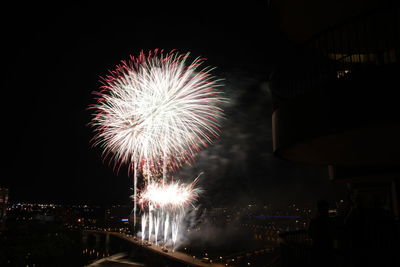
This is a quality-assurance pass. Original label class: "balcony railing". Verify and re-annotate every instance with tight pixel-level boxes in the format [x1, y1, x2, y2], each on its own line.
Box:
[277, 219, 400, 267]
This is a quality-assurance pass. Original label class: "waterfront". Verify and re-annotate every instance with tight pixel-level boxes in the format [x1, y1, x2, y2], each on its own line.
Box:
[0, 220, 133, 266]
[0, 201, 297, 266]
[0, 220, 277, 267]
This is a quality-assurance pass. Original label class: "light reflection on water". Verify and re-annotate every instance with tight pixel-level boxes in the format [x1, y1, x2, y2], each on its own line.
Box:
[81, 232, 137, 266]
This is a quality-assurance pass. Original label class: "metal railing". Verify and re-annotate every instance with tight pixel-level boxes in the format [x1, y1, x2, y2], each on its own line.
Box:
[276, 219, 400, 267]
[278, 230, 312, 266]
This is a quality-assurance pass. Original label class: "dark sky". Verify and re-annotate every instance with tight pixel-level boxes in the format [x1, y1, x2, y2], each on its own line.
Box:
[2, 1, 345, 206]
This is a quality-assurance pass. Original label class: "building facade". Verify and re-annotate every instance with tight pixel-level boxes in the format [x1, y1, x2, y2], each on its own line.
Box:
[269, 0, 399, 265]
[0, 187, 9, 230]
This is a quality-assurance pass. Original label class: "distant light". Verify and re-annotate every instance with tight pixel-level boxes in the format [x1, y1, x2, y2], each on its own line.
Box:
[121, 218, 129, 222]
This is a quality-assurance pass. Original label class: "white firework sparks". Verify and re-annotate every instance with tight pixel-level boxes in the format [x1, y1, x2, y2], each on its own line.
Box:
[89, 49, 225, 248]
[90, 49, 225, 174]
[138, 178, 202, 210]
[138, 178, 202, 247]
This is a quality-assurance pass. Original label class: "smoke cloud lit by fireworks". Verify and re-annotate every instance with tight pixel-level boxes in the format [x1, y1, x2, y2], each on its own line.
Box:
[89, 49, 225, 248]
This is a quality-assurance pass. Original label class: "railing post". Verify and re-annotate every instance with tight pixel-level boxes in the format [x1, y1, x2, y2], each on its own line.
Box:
[105, 233, 110, 255]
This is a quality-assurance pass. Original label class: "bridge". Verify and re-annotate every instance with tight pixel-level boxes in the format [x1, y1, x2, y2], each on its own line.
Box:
[83, 230, 225, 267]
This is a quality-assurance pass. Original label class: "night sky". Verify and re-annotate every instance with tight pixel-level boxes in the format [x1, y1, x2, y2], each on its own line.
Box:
[3, 1, 345, 206]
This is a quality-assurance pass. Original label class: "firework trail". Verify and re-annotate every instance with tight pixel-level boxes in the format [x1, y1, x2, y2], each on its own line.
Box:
[89, 49, 225, 247]
[138, 178, 202, 247]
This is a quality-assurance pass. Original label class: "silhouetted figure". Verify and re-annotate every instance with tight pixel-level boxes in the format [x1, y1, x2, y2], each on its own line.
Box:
[344, 192, 399, 267]
[308, 200, 333, 267]
[343, 192, 366, 267]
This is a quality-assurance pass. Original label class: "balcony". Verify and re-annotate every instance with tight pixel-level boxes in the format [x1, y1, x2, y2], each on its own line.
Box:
[269, 6, 400, 166]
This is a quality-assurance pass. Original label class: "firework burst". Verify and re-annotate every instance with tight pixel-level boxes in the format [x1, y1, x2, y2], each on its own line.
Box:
[138, 177, 202, 210]
[90, 49, 225, 174]
[89, 49, 225, 248]
[137, 177, 202, 246]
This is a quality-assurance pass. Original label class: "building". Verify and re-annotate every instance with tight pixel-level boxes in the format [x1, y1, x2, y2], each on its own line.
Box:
[269, 0, 399, 265]
[105, 205, 130, 228]
[0, 187, 9, 230]
[270, 0, 399, 218]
